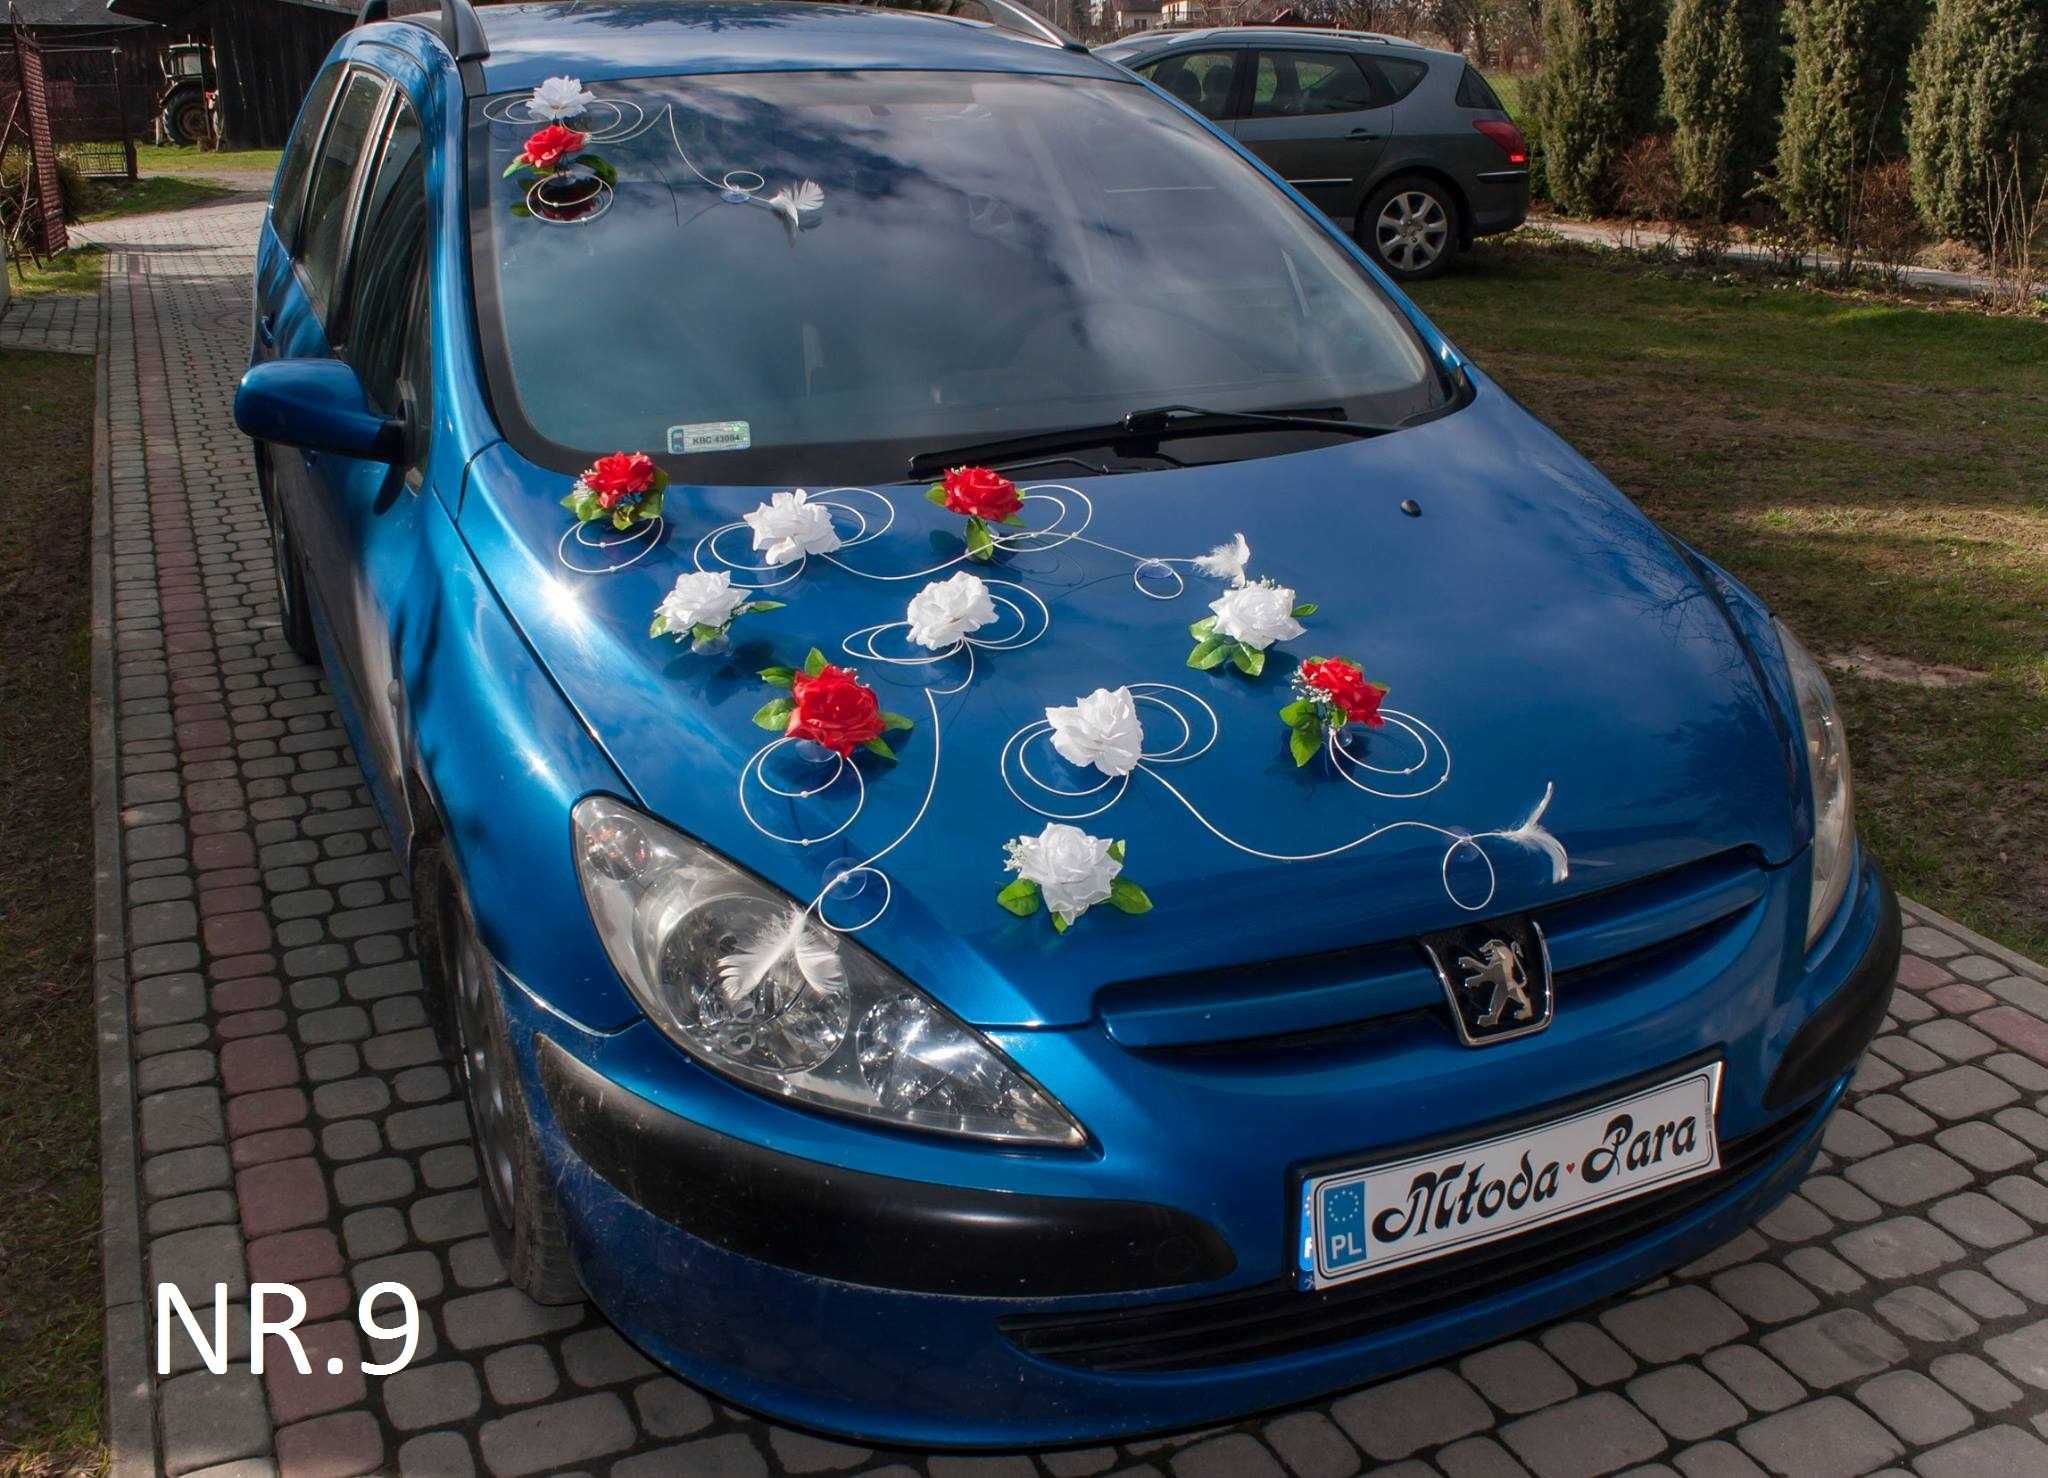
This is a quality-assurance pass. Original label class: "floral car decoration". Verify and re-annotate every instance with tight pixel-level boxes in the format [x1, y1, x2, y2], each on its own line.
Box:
[649, 570, 783, 652]
[754, 650, 916, 760]
[998, 823, 1152, 933]
[562, 452, 666, 532]
[1187, 578, 1316, 676]
[1281, 657, 1389, 766]
[503, 119, 616, 202]
[927, 465, 1025, 562]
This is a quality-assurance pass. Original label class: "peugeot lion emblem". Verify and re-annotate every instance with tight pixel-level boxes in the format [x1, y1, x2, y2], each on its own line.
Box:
[1418, 917, 1554, 1047]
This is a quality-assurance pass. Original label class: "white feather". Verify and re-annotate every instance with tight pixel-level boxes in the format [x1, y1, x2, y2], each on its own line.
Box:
[790, 179, 825, 214]
[1503, 782, 1570, 883]
[716, 905, 844, 1004]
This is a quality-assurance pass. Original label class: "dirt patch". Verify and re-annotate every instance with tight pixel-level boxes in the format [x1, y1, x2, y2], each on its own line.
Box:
[0, 349, 103, 1476]
[1825, 648, 1992, 688]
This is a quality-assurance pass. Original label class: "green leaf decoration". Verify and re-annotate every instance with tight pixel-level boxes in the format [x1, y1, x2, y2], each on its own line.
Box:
[610, 507, 634, 531]
[758, 665, 796, 688]
[997, 878, 1041, 917]
[690, 623, 722, 643]
[640, 488, 665, 522]
[1279, 699, 1315, 727]
[1290, 724, 1323, 767]
[803, 648, 828, 677]
[1050, 912, 1070, 934]
[861, 736, 898, 762]
[752, 698, 793, 731]
[879, 710, 915, 733]
[1188, 615, 1217, 641]
[501, 158, 527, 179]
[577, 153, 617, 187]
[510, 203, 532, 218]
[648, 614, 670, 638]
[1292, 602, 1318, 618]
[925, 483, 950, 507]
[1108, 878, 1153, 914]
[1187, 635, 1233, 670]
[1107, 839, 1126, 862]
[745, 600, 786, 614]
[1000, 511, 1027, 527]
[1329, 705, 1349, 730]
[964, 518, 995, 562]
[1232, 645, 1267, 677]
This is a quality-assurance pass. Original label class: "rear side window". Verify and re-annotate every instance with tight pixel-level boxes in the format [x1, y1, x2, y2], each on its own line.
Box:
[1371, 56, 1431, 103]
[343, 96, 426, 408]
[297, 69, 387, 323]
[1139, 49, 1242, 121]
[271, 63, 342, 251]
[1456, 64, 1505, 111]
[1250, 51, 1381, 117]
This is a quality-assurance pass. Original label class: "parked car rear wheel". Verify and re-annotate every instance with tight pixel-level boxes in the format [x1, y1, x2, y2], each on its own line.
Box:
[1361, 175, 1459, 281]
[257, 446, 320, 665]
[420, 843, 584, 1305]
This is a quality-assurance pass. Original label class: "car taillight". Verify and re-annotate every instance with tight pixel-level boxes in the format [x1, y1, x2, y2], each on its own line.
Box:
[1473, 119, 1528, 166]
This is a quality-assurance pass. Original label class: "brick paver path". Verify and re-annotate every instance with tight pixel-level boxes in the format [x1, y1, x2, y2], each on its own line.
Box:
[88, 195, 2048, 1478]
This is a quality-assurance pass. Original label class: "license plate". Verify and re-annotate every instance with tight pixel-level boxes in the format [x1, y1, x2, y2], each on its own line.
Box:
[1298, 1062, 1722, 1290]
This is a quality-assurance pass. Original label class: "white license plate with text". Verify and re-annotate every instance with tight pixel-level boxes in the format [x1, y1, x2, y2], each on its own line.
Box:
[1299, 1063, 1722, 1290]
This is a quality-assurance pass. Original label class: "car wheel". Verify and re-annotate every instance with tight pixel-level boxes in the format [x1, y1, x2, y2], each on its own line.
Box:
[258, 447, 320, 665]
[424, 844, 584, 1305]
[1362, 177, 1459, 281]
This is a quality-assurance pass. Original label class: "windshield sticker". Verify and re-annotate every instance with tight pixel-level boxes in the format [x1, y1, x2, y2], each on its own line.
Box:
[486, 79, 826, 237]
[668, 421, 753, 456]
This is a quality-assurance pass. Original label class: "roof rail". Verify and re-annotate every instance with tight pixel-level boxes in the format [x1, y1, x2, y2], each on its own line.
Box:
[357, 0, 489, 62]
[842, 0, 1088, 52]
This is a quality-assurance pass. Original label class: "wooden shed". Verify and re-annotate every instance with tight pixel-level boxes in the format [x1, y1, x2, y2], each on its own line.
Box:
[104, 0, 353, 148]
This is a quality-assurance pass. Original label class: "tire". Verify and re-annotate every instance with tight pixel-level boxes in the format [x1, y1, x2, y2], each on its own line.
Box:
[258, 446, 320, 665]
[420, 844, 583, 1305]
[160, 89, 208, 147]
[1360, 175, 1460, 282]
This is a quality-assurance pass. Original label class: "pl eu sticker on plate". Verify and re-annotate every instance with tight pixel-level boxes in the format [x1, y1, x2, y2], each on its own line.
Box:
[1298, 1061, 1722, 1290]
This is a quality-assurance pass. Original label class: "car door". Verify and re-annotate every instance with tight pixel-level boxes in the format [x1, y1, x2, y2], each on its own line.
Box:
[1132, 48, 1248, 126]
[291, 82, 434, 817]
[1233, 47, 1396, 223]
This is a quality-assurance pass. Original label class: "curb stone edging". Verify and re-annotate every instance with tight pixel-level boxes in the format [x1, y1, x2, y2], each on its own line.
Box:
[1899, 897, 2048, 987]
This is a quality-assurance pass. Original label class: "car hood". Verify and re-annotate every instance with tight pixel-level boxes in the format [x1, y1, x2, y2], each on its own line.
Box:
[458, 376, 1798, 1029]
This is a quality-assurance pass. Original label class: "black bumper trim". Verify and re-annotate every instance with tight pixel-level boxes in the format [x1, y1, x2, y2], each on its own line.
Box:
[1764, 870, 1901, 1111]
[535, 1036, 1236, 1299]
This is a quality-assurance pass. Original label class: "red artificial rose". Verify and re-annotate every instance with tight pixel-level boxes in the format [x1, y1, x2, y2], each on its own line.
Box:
[520, 122, 587, 171]
[787, 663, 885, 757]
[583, 451, 657, 510]
[1300, 658, 1387, 727]
[942, 465, 1023, 522]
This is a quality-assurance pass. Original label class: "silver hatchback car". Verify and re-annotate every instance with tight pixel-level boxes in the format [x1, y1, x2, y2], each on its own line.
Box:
[1096, 27, 1529, 280]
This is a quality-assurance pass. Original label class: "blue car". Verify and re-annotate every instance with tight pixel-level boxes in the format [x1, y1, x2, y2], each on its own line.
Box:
[235, 0, 1900, 1447]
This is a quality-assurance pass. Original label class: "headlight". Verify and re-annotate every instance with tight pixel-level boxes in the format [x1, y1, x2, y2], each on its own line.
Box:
[1776, 621, 1855, 948]
[571, 796, 1083, 1147]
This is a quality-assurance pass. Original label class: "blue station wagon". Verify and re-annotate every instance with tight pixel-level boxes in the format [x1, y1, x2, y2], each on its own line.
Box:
[235, 0, 1901, 1447]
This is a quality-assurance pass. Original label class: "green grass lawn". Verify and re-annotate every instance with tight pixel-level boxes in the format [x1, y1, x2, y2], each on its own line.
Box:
[1411, 238, 2048, 961]
[5, 245, 105, 300]
[75, 173, 234, 223]
[132, 142, 282, 177]
[0, 350, 102, 1477]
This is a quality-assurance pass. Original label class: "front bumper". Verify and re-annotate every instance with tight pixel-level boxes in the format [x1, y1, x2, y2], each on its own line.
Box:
[515, 851, 1898, 1446]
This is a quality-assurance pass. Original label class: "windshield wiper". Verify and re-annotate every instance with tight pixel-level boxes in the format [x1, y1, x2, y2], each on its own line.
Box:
[905, 403, 1397, 479]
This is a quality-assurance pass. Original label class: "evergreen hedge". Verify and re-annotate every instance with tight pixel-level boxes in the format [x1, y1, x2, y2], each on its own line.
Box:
[1775, 0, 1928, 238]
[1907, 0, 2048, 243]
[1532, 0, 1668, 214]
[1663, 0, 1785, 218]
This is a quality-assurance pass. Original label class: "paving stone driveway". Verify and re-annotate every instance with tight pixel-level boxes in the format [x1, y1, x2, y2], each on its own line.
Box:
[81, 194, 2048, 1478]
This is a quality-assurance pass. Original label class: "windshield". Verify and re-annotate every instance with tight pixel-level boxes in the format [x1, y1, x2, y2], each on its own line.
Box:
[474, 70, 1448, 483]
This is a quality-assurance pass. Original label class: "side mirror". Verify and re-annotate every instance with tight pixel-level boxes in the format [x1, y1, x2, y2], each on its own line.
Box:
[235, 358, 404, 463]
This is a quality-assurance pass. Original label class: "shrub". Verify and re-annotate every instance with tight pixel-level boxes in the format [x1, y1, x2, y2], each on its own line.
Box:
[1663, 0, 1787, 219]
[1531, 0, 1668, 215]
[1907, 0, 2048, 245]
[1857, 158, 1927, 284]
[1776, 0, 1929, 239]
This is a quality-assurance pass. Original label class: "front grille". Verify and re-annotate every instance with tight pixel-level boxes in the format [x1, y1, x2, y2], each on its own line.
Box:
[1000, 1099, 1821, 1374]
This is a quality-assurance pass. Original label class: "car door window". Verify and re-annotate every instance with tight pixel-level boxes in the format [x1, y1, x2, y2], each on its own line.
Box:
[271, 63, 343, 252]
[341, 94, 426, 401]
[1139, 49, 1242, 121]
[1250, 51, 1382, 118]
[297, 69, 387, 324]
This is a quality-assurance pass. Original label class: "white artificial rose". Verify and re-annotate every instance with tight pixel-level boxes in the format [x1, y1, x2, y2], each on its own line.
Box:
[1005, 823, 1122, 924]
[657, 570, 748, 634]
[1209, 579, 1304, 651]
[530, 76, 595, 121]
[744, 489, 842, 566]
[1193, 531, 1251, 587]
[905, 571, 998, 650]
[1045, 686, 1145, 777]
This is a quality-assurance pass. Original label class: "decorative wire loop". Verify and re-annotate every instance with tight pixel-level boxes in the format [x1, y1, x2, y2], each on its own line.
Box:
[1328, 708, 1451, 800]
[738, 739, 866, 847]
[524, 174, 613, 226]
[556, 517, 662, 574]
[815, 865, 892, 933]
